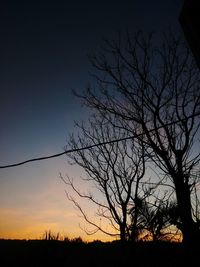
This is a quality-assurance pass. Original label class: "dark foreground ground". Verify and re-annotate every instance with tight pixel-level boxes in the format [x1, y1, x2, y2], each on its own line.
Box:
[0, 239, 199, 267]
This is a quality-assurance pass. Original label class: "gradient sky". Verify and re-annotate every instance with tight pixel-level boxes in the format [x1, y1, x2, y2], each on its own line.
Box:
[0, 0, 183, 241]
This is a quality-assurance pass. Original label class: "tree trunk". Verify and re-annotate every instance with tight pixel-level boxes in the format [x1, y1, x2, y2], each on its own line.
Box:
[173, 153, 200, 245]
[120, 224, 126, 243]
[174, 173, 200, 245]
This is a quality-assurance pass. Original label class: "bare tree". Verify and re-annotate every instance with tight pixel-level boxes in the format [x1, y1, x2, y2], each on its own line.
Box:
[62, 115, 147, 242]
[77, 31, 200, 244]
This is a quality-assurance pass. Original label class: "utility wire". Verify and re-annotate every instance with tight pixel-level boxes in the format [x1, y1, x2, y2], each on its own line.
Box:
[0, 112, 199, 169]
[0, 135, 133, 169]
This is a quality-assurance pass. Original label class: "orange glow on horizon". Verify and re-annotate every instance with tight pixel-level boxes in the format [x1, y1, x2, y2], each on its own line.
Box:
[0, 207, 117, 242]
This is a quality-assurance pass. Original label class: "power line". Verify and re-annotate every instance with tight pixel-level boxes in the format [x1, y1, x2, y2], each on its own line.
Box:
[0, 112, 199, 169]
[0, 135, 134, 169]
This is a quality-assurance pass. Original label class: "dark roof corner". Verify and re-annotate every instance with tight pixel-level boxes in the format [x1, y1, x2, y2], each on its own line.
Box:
[179, 0, 200, 69]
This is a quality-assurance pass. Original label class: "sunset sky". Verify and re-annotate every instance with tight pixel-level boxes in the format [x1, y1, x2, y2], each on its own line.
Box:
[0, 0, 183, 241]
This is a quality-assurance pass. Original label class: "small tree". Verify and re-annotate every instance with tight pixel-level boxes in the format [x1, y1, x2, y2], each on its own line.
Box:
[62, 115, 147, 242]
[130, 198, 181, 241]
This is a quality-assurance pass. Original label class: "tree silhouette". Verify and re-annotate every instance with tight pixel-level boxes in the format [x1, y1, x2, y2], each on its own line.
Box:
[61, 115, 148, 242]
[77, 31, 200, 245]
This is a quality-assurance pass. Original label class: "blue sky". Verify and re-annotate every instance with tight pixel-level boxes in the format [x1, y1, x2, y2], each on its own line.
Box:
[0, 0, 183, 241]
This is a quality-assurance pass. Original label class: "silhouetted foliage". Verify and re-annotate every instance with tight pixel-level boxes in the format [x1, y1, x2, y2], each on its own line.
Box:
[130, 198, 182, 241]
[43, 230, 60, 241]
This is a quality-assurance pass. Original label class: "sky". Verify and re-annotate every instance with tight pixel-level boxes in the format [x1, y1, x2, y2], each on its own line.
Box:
[0, 0, 184, 241]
